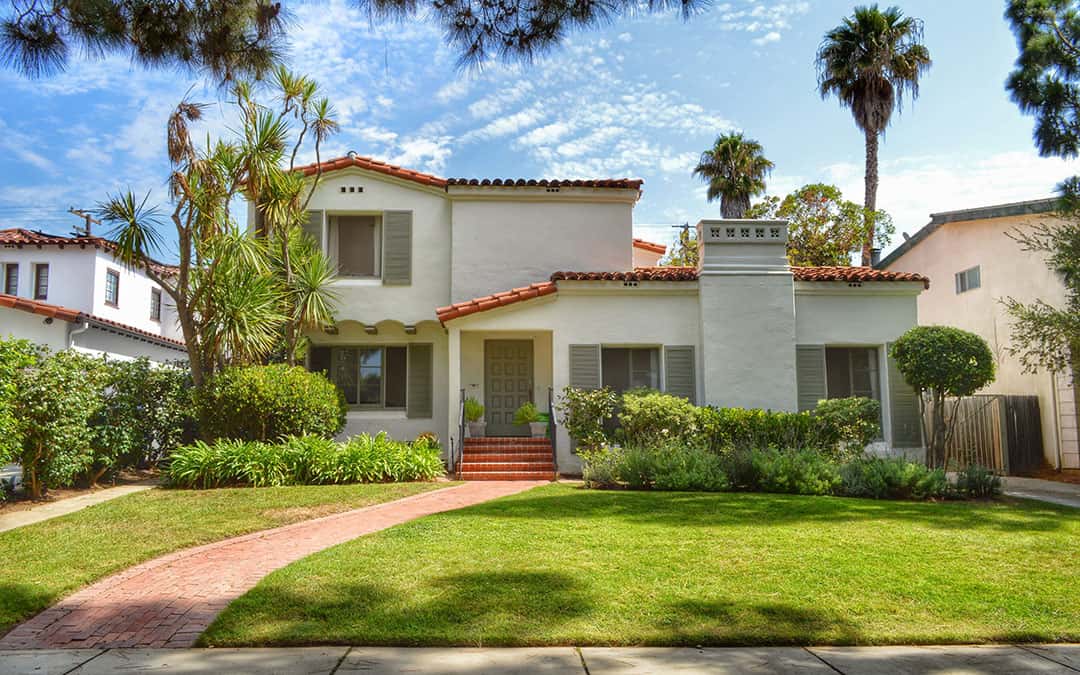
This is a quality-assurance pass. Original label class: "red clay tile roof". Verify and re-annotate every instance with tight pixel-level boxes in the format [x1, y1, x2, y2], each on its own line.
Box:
[791, 266, 930, 288]
[632, 238, 667, 254]
[436, 282, 557, 322]
[0, 228, 179, 277]
[0, 292, 186, 348]
[552, 267, 698, 281]
[292, 154, 643, 191]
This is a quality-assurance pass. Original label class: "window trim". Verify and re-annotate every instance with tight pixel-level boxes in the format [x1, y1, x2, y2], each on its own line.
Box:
[150, 287, 162, 322]
[33, 263, 49, 301]
[3, 263, 18, 295]
[331, 344, 408, 410]
[329, 212, 383, 279]
[954, 265, 981, 294]
[104, 268, 120, 307]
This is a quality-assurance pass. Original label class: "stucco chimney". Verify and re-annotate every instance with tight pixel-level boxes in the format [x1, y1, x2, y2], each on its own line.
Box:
[695, 219, 798, 411]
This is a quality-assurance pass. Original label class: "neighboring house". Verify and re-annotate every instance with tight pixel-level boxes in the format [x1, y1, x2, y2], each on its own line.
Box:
[0, 228, 186, 362]
[632, 238, 666, 267]
[264, 153, 929, 475]
[880, 198, 1078, 471]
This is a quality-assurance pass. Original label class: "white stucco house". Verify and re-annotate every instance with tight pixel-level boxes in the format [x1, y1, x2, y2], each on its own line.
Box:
[273, 153, 929, 478]
[880, 198, 1078, 471]
[0, 228, 186, 362]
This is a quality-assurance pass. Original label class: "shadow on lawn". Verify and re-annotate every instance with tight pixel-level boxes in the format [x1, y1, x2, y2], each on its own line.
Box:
[0, 582, 61, 637]
[447, 488, 1072, 534]
[658, 598, 863, 646]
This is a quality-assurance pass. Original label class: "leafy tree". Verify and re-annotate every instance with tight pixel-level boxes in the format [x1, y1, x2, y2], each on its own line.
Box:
[746, 183, 895, 266]
[661, 223, 699, 267]
[816, 5, 931, 265]
[890, 326, 995, 468]
[692, 132, 774, 218]
[0, 337, 38, 466]
[100, 67, 339, 386]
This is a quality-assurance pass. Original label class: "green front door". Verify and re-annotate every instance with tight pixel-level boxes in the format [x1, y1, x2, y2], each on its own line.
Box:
[484, 340, 533, 436]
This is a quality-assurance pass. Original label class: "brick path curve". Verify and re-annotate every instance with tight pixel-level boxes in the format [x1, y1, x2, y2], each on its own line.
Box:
[0, 481, 545, 650]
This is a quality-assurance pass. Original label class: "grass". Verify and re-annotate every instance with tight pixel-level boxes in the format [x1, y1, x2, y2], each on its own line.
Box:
[203, 483, 1080, 647]
[0, 481, 449, 633]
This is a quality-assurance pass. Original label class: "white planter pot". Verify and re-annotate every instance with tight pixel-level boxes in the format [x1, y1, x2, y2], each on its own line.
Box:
[529, 422, 547, 438]
[467, 421, 486, 438]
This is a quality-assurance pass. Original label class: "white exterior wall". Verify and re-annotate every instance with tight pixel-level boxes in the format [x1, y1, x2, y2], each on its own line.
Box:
[884, 213, 1076, 469]
[0, 247, 95, 310]
[90, 251, 181, 341]
[72, 325, 187, 363]
[0, 306, 70, 350]
[449, 195, 635, 303]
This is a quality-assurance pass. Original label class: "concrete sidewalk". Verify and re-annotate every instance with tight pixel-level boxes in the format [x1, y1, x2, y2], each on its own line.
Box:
[1004, 476, 1080, 509]
[2, 645, 1077, 674]
[0, 484, 154, 534]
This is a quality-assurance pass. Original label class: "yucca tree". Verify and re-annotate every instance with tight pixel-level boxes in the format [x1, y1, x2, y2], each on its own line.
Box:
[816, 4, 931, 266]
[692, 133, 774, 218]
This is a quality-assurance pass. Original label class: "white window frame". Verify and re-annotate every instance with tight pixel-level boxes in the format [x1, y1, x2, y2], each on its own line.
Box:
[33, 263, 49, 301]
[104, 268, 120, 307]
[150, 288, 162, 322]
[3, 262, 18, 295]
[954, 265, 981, 294]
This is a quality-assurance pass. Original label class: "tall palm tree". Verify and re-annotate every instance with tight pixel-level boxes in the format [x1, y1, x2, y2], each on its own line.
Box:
[693, 132, 774, 218]
[817, 4, 931, 266]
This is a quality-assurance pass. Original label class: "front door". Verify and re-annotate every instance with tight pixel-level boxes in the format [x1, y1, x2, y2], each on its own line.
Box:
[484, 340, 533, 436]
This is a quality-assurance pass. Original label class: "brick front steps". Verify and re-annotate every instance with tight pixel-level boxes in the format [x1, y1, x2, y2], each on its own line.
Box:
[460, 437, 556, 480]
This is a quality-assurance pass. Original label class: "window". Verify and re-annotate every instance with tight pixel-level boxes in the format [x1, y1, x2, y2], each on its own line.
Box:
[150, 288, 162, 321]
[331, 346, 407, 407]
[104, 269, 119, 307]
[3, 263, 17, 295]
[602, 347, 660, 394]
[332, 215, 379, 277]
[955, 265, 981, 294]
[33, 264, 48, 300]
[825, 347, 883, 436]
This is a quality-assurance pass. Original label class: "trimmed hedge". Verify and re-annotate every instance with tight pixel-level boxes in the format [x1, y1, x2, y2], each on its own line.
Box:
[168, 433, 445, 488]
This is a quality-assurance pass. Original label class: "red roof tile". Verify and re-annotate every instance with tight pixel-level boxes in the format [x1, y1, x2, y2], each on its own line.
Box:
[436, 282, 557, 322]
[0, 293, 187, 348]
[293, 155, 447, 188]
[791, 266, 930, 288]
[551, 267, 698, 281]
[446, 177, 643, 190]
[632, 238, 667, 254]
[0, 228, 179, 277]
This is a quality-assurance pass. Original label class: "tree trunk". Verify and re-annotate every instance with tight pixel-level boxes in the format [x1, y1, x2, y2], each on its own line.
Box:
[931, 391, 948, 469]
[862, 127, 880, 267]
[722, 194, 750, 219]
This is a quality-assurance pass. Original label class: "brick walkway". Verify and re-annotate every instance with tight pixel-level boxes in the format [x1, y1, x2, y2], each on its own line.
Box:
[0, 481, 545, 650]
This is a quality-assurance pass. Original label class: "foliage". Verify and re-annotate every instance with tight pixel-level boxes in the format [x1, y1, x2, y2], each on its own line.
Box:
[692, 132, 774, 218]
[464, 397, 485, 423]
[556, 386, 618, 451]
[890, 326, 995, 467]
[616, 389, 702, 445]
[577, 445, 623, 489]
[812, 397, 881, 461]
[816, 5, 931, 264]
[0, 338, 38, 465]
[196, 364, 345, 442]
[168, 433, 444, 488]
[623, 443, 729, 492]
[512, 401, 541, 425]
[952, 463, 1002, 499]
[11, 349, 108, 498]
[661, 223, 699, 267]
[696, 406, 823, 454]
[744, 448, 842, 496]
[746, 183, 895, 266]
[840, 456, 948, 499]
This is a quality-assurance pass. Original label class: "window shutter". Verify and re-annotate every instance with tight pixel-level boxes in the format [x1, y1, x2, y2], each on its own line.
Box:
[308, 346, 331, 378]
[407, 343, 433, 419]
[569, 345, 601, 390]
[303, 210, 323, 247]
[886, 343, 923, 447]
[796, 345, 827, 412]
[382, 210, 412, 285]
[664, 345, 696, 403]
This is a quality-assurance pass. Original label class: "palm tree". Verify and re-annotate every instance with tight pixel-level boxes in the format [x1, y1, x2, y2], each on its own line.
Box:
[692, 133, 774, 218]
[816, 4, 931, 266]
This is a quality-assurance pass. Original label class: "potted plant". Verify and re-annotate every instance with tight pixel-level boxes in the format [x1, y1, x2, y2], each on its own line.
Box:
[464, 397, 486, 437]
[513, 402, 547, 438]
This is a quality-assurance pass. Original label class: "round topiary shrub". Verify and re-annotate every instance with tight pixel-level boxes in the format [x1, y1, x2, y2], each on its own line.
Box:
[196, 364, 346, 442]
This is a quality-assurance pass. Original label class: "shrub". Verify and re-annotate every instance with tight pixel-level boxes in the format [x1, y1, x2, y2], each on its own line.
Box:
[464, 397, 484, 423]
[557, 386, 617, 451]
[952, 463, 1002, 498]
[638, 443, 729, 492]
[0, 338, 39, 466]
[812, 397, 881, 460]
[840, 457, 948, 499]
[168, 433, 444, 488]
[747, 448, 842, 496]
[578, 445, 623, 488]
[512, 401, 541, 425]
[697, 407, 820, 453]
[617, 390, 701, 445]
[196, 364, 345, 442]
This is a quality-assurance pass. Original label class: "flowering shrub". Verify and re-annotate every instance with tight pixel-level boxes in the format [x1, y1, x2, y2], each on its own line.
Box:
[557, 386, 617, 451]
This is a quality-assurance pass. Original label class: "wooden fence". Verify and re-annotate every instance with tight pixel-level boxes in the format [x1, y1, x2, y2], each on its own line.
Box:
[922, 394, 1043, 474]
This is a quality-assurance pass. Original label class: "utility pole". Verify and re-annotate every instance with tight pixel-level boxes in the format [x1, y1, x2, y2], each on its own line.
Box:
[68, 207, 101, 236]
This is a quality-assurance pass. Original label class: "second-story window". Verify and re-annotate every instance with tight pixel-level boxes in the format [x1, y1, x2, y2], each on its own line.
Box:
[3, 263, 17, 295]
[333, 215, 379, 277]
[33, 264, 48, 300]
[150, 288, 162, 322]
[105, 269, 120, 307]
[955, 266, 981, 294]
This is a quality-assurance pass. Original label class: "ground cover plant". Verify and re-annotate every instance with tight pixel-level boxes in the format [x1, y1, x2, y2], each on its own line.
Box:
[202, 483, 1080, 647]
[0, 481, 449, 634]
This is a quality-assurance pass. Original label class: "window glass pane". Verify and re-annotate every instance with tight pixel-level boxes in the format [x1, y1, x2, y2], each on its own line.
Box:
[34, 265, 48, 300]
[151, 289, 161, 320]
[601, 348, 631, 394]
[385, 347, 407, 408]
[337, 216, 377, 276]
[825, 348, 851, 398]
[630, 348, 659, 390]
[333, 348, 359, 405]
[5, 264, 18, 295]
[357, 348, 382, 405]
[105, 270, 119, 305]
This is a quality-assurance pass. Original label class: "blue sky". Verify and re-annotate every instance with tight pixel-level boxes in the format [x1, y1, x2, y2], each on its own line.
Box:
[0, 0, 1077, 259]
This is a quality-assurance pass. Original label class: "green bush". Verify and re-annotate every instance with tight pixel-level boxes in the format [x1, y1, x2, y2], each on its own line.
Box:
[697, 407, 821, 453]
[168, 433, 444, 488]
[840, 456, 948, 499]
[617, 390, 701, 444]
[512, 401, 541, 425]
[746, 448, 842, 496]
[812, 397, 881, 461]
[0, 338, 39, 466]
[557, 386, 617, 451]
[196, 364, 345, 441]
[577, 445, 623, 488]
[952, 463, 1002, 498]
[579, 442, 728, 492]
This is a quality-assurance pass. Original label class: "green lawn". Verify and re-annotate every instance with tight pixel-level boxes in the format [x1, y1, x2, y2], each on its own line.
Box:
[0, 481, 449, 633]
[203, 483, 1080, 647]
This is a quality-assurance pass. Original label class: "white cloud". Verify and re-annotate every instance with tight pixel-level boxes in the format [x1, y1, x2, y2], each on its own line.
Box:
[436, 79, 471, 103]
[752, 31, 781, 46]
[390, 136, 454, 173]
[516, 122, 572, 147]
[617, 33, 633, 43]
[464, 106, 547, 142]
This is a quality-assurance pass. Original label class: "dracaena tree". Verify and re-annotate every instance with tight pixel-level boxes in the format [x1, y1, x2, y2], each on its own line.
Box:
[99, 67, 339, 386]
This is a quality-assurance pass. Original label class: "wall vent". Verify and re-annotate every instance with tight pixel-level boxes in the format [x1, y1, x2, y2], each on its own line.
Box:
[339, 185, 365, 193]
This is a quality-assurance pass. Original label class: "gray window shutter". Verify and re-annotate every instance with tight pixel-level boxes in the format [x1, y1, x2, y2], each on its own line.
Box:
[407, 343, 433, 419]
[796, 345, 827, 412]
[303, 210, 323, 247]
[664, 346, 696, 403]
[887, 343, 923, 446]
[382, 210, 412, 286]
[569, 345, 601, 390]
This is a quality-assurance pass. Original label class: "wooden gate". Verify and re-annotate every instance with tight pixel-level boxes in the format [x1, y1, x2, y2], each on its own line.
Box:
[923, 395, 1043, 474]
